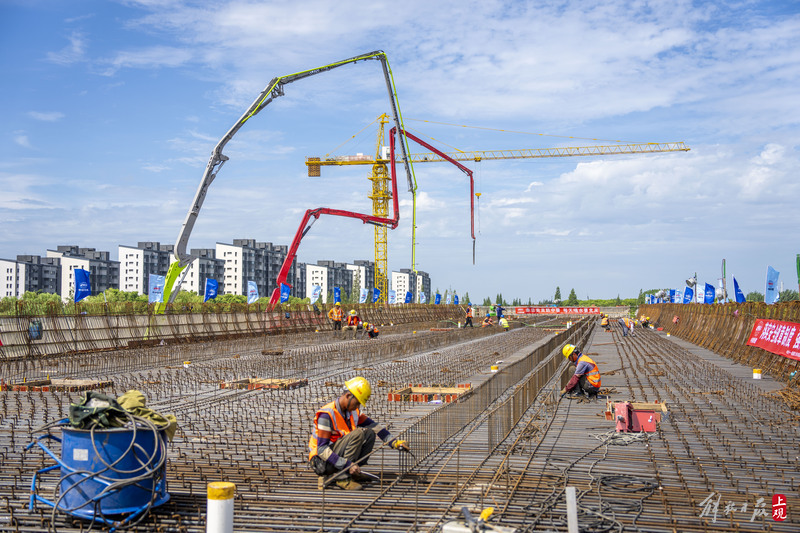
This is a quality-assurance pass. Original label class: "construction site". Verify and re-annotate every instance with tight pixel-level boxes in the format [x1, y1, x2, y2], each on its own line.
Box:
[0, 300, 798, 532]
[1, 51, 797, 532]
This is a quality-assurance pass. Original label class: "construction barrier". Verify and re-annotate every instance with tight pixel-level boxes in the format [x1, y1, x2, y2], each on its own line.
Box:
[0, 304, 465, 360]
[639, 302, 800, 387]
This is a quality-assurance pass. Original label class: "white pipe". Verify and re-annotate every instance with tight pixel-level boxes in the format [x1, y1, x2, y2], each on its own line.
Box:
[566, 486, 578, 533]
[207, 481, 235, 533]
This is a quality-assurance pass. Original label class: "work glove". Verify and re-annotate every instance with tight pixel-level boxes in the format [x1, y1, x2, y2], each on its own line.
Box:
[391, 439, 410, 451]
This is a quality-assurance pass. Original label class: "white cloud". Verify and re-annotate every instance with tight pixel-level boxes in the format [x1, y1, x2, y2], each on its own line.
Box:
[28, 111, 65, 122]
[99, 46, 193, 76]
[14, 133, 32, 149]
[46, 31, 87, 65]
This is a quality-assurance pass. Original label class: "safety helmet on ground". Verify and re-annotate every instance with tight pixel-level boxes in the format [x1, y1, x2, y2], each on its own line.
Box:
[562, 344, 577, 358]
[349, 309, 356, 316]
[345, 376, 371, 405]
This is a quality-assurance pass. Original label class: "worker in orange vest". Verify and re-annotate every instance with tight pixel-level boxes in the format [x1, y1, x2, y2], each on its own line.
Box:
[481, 313, 493, 327]
[618, 316, 634, 337]
[327, 302, 343, 330]
[600, 314, 610, 331]
[344, 309, 361, 339]
[308, 377, 409, 490]
[464, 304, 474, 328]
[365, 323, 379, 339]
[559, 344, 601, 400]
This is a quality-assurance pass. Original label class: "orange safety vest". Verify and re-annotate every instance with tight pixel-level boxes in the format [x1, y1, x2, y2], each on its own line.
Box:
[329, 307, 343, 321]
[347, 315, 359, 326]
[601, 317, 609, 326]
[466, 308, 473, 318]
[577, 354, 601, 388]
[308, 401, 359, 460]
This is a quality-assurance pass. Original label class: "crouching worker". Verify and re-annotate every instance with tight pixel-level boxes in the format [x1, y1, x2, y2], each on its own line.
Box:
[559, 344, 601, 400]
[365, 323, 379, 339]
[309, 377, 409, 490]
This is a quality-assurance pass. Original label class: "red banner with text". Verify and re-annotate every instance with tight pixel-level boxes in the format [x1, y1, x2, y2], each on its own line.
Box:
[746, 319, 800, 361]
[514, 307, 600, 315]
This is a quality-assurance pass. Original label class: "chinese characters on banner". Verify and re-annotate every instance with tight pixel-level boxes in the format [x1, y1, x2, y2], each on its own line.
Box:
[746, 319, 800, 362]
[514, 307, 601, 315]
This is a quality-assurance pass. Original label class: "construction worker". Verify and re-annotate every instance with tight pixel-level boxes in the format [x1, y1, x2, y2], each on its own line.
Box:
[365, 323, 379, 339]
[559, 344, 601, 399]
[308, 377, 409, 490]
[465, 304, 474, 328]
[499, 316, 510, 331]
[600, 314, 611, 332]
[482, 313, 493, 327]
[618, 316, 634, 337]
[328, 302, 343, 331]
[343, 309, 361, 339]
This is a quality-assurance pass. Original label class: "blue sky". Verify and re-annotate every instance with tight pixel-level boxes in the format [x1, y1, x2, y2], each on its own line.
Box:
[2, 0, 799, 302]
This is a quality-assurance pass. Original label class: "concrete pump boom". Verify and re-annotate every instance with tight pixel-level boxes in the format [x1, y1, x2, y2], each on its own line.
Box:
[157, 51, 413, 311]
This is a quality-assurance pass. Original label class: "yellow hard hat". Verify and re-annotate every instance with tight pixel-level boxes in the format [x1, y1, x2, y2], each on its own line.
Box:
[349, 309, 356, 316]
[345, 376, 371, 405]
[335, 302, 340, 306]
[562, 344, 577, 358]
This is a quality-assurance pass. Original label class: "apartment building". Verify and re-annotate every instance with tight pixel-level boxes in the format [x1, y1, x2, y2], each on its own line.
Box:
[118, 242, 173, 295]
[47, 246, 119, 299]
[216, 239, 292, 297]
[391, 268, 417, 303]
[415, 270, 431, 303]
[0, 255, 61, 298]
[182, 248, 226, 296]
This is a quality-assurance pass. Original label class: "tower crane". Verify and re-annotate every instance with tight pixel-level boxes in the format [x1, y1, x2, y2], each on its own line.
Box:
[305, 119, 690, 302]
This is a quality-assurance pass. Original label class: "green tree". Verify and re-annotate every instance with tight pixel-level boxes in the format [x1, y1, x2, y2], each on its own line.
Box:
[746, 291, 764, 302]
[482, 296, 492, 306]
[495, 293, 503, 305]
[463, 292, 471, 305]
[778, 290, 799, 302]
[614, 294, 622, 306]
[566, 288, 579, 305]
[554, 286, 562, 303]
[637, 289, 644, 305]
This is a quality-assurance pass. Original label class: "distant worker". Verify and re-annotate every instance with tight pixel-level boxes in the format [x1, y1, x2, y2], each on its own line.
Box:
[344, 309, 361, 339]
[495, 304, 505, 319]
[641, 316, 651, 328]
[618, 316, 634, 337]
[328, 302, 343, 331]
[365, 323, 379, 339]
[499, 316, 510, 331]
[482, 314, 493, 327]
[600, 314, 611, 332]
[308, 377, 409, 490]
[559, 344, 601, 400]
[465, 305, 474, 328]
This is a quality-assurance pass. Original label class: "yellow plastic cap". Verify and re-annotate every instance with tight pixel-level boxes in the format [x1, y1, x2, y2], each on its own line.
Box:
[345, 376, 371, 405]
[480, 507, 494, 521]
[207, 482, 235, 500]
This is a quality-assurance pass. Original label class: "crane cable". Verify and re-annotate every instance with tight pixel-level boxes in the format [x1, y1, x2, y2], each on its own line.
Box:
[324, 116, 381, 159]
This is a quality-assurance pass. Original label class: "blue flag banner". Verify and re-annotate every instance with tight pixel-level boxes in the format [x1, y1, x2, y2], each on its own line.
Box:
[420, 292, 427, 304]
[765, 266, 780, 304]
[404, 291, 412, 303]
[454, 294, 459, 305]
[203, 278, 218, 302]
[359, 288, 368, 304]
[310, 285, 322, 304]
[74, 268, 91, 303]
[280, 283, 291, 303]
[247, 281, 259, 304]
[148, 274, 165, 304]
[683, 287, 693, 304]
[704, 283, 715, 304]
[668, 289, 676, 303]
[446, 294, 451, 305]
[388, 290, 397, 304]
[434, 293, 441, 305]
[334, 287, 341, 303]
[372, 287, 380, 303]
[733, 277, 746, 303]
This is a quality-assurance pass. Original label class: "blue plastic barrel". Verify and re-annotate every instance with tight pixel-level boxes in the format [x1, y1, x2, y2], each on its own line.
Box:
[58, 426, 169, 516]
